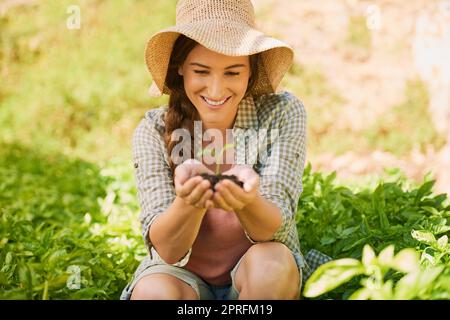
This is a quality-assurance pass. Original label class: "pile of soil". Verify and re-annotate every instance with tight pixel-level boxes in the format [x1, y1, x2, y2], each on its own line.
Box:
[198, 173, 244, 191]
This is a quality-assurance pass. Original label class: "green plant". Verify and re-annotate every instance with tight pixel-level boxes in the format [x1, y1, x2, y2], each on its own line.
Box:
[303, 244, 449, 299]
[297, 163, 449, 299]
[196, 143, 235, 175]
[0, 143, 144, 299]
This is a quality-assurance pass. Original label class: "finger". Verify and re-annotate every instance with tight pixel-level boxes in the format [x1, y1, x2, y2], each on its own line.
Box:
[213, 192, 233, 211]
[175, 160, 214, 188]
[197, 188, 214, 209]
[215, 182, 245, 210]
[243, 175, 259, 192]
[185, 179, 211, 205]
[205, 199, 215, 209]
[192, 164, 214, 176]
[237, 166, 254, 182]
[220, 179, 246, 196]
[177, 175, 203, 197]
[174, 165, 190, 190]
[183, 159, 214, 176]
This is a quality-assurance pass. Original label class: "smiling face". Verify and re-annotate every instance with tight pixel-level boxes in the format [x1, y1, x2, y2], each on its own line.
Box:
[178, 44, 251, 132]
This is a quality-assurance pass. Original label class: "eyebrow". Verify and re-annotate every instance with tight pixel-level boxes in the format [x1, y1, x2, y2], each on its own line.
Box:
[189, 62, 246, 70]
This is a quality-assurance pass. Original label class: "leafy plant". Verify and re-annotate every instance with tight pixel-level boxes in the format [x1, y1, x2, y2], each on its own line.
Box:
[0, 143, 144, 299]
[297, 163, 449, 299]
[303, 244, 449, 299]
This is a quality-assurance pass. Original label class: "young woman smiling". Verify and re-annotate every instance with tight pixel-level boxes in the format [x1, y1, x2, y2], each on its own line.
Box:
[121, 0, 330, 300]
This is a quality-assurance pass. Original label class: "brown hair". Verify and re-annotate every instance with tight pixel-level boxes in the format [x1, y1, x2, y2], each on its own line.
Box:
[163, 34, 260, 176]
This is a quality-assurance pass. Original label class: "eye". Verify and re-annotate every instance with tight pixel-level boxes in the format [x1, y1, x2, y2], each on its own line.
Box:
[194, 70, 208, 74]
[193, 70, 240, 76]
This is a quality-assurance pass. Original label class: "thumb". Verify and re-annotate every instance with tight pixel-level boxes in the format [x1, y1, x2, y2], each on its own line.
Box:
[244, 175, 258, 192]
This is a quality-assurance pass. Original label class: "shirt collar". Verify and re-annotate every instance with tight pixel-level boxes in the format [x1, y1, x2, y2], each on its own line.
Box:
[233, 94, 259, 129]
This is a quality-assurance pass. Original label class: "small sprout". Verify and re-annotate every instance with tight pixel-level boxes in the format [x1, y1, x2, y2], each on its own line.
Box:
[197, 143, 234, 175]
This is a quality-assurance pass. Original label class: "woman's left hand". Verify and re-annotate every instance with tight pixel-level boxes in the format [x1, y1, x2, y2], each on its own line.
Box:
[212, 165, 260, 211]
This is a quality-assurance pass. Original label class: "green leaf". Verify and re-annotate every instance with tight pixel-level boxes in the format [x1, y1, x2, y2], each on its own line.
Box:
[303, 259, 364, 297]
[320, 236, 336, 245]
[391, 248, 420, 273]
[362, 245, 376, 268]
[394, 266, 443, 299]
[378, 245, 394, 267]
[421, 206, 441, 216]
[411, 230, 436, 245]
[359, 215, 370, 235]
[436, 235, 448, 250]
[349, 287, 372, 300]
[371, 280, 394, 300]
[416, 180, 435, 200]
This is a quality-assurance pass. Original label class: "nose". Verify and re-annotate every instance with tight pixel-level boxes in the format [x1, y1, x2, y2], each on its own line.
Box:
[207, 75, 225, 99]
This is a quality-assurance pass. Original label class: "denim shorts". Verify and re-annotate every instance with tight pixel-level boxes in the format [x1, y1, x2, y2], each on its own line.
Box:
[120, 256, 244, 300]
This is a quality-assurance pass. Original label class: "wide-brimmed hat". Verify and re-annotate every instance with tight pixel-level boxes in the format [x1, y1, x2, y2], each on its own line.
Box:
[146, 0, 294, 97]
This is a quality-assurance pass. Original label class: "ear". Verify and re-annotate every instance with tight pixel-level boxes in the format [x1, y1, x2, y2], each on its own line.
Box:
[178, 66, 183, 76]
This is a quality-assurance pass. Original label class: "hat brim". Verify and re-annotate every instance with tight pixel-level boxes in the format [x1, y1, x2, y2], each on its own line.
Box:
[145, 20, 294, 96]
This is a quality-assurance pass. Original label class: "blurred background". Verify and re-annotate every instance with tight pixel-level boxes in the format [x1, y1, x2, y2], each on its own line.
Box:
[1, 0, 449, 195]
[0, 0, 449, 299]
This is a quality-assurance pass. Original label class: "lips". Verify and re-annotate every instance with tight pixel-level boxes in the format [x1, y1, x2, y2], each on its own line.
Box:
[201, 95, 231, 108]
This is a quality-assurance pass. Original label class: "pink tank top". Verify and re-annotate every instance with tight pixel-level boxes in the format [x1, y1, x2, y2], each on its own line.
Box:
[183, 207, 253, 285]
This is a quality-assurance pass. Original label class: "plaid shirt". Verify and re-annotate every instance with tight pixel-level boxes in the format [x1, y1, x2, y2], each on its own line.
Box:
[129, 91, 331, 286]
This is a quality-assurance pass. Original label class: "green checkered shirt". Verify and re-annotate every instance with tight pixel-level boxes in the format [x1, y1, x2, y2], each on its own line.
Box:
[128, 91, 331, 291]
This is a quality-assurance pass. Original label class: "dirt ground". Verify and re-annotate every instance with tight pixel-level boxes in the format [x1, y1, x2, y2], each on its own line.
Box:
[253, 0, 450, 195]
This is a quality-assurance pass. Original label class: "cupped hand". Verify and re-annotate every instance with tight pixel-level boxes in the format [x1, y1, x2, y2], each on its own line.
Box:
[211, 165, 260, 211]
[174, 159, 215, 209]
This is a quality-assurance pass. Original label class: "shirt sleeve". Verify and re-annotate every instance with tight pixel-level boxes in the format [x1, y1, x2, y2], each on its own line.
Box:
[132, 116, 192, 267]
[249, 93, 307, 244]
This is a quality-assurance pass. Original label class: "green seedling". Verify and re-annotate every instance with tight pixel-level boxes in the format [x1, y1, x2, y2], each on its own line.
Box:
[196, 143, 243, 190]
[196, 143, 235, 175]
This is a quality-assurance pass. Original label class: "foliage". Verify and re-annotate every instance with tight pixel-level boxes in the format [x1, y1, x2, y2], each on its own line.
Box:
[0, 143, 145, 299]
[298, 163, 449, 299]
[1, 147, 447, 299]
[304, 244, 449, 300]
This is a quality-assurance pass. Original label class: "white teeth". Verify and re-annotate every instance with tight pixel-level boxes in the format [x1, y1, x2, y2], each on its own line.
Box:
[203, 96, 228, 106]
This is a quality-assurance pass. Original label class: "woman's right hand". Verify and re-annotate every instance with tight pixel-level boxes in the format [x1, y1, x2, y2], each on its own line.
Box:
[174, 159, 215, 209]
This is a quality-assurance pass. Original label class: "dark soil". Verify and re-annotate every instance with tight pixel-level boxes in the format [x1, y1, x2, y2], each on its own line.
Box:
[198, 173, 244, 191]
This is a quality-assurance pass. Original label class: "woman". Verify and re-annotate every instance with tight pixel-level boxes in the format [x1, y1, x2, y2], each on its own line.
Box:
[121, 0, 325, 300]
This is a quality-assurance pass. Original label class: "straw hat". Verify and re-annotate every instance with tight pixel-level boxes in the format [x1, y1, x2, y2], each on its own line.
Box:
[145, 0, 294, 97]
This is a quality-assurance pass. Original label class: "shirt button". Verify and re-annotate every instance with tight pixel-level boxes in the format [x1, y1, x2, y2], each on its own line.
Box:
[134, 162, 139, 168]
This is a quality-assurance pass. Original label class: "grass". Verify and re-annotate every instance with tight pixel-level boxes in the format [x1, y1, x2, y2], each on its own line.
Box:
[0, 0, 175, 163]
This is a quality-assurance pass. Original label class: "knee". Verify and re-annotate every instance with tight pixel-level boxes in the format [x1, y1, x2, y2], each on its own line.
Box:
[131, 279, 182, 300]
[248, 243, 296, 278]
[130, 275, 197, 300]
[243, 243, 300, 298]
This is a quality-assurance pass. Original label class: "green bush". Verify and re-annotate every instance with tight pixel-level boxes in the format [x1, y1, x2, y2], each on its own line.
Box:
[0, 143, 144, 299]
[297, 163, 449, 299]
[1, 145, 448, 299]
